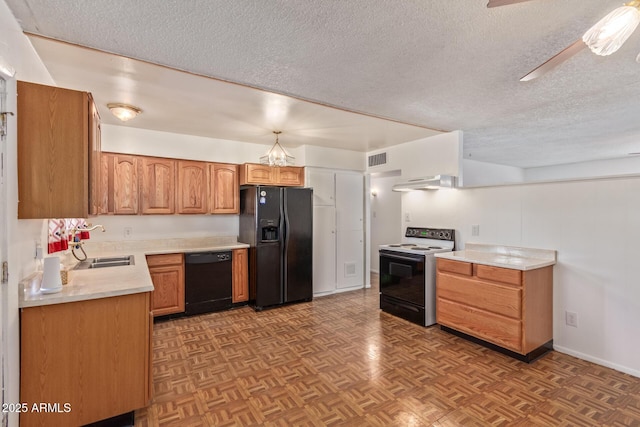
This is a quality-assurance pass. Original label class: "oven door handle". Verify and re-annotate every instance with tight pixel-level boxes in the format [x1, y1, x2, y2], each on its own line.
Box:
[380, 252, 424, 263]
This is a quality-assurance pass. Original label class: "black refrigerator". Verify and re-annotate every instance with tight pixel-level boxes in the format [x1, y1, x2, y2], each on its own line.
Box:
[239, 186, 313, 310]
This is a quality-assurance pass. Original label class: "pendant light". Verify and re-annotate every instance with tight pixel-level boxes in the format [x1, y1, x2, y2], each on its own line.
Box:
[260, 131, 295, 167]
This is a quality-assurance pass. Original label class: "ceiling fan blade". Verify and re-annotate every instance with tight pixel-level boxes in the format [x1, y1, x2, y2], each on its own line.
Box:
[520, 39, 586, 82]
[487, 0, 535, 8]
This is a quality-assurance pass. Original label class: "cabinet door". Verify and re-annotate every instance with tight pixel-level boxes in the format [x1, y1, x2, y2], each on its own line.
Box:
[232, 248, 248, 302]
[177, 160, 207, 214]
[88, 95, 101, 216]
[148, 255, 185, 316]
[313, 206, 336, 294]
[140, 156, 176, 214]
[210, 163, 239, 214]
[17, 81, 90, 219]
[99, 153, 110, 214]
[276, 166, 305, 186]
[335, 172, 363, 231]
[20, 293, 150, 426]
[307, 169, 335, 206]
[336, 229, 364, 289]
[239, 163, 274, 185]
[112, 154, 139, 214]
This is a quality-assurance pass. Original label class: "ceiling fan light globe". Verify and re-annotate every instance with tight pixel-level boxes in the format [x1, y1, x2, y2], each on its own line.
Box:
[582, 6, 640, 56]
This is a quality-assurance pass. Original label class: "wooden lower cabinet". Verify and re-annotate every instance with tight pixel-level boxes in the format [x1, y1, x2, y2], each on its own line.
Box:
[20, 292, 152, 427]
[232, 248, 249, 303]
[436, 259, 553, 357]
[147, 253, 185, 316]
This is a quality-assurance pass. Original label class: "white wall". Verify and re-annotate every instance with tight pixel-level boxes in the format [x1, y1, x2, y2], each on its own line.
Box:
[401, 176, 640, 377]
[367, 131, 462, 178]
[300, 144, 364, 171]
[369, 174, 402, 272]
[90, 215, 239, 242]
[2, 1, 55, 425]
[524, 156, 640, 182]
[461, 158, 525, 187]
[463, 156, 640, 188]
[103, 125, 366, 172]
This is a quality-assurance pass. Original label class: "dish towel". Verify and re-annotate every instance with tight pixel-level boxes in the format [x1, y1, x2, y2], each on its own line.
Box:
[47, 219, 91, 254]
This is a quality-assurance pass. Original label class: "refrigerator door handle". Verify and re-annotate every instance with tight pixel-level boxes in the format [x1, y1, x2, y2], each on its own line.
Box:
[281, 188, 287, 299]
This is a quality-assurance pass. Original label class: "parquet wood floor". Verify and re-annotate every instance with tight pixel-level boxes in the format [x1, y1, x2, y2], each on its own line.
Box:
[135, 275, 640, 426]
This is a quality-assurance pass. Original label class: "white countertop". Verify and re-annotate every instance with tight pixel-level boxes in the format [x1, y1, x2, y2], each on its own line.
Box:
[434, 243, 556, 271]
[19, 238, 249, 308]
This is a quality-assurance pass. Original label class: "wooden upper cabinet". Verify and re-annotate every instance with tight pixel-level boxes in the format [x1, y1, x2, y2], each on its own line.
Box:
[177, 160, 208, 214]
[239, 163, 275, 185]
[17, 81, 94, 219]
[239, 163, 304, 186]
[88, 95, 102, 216]
[209, 163, 239, 214]
[101, 153, 139, 215]
[276, 166, 305, 186]
[140, 156, 176, 214]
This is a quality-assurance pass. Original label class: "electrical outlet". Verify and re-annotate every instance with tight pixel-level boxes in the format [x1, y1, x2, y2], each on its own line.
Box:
[565, 311, 578, 327]
[124, 227, 133, 239]
[471, 224, 480, 237]
[405, 212, 411, 222]
[35, 242, 43, 260]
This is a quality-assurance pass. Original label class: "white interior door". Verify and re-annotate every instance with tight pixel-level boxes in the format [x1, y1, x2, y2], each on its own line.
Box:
[0, 76, 8, 427]
[335, 172, 363, 231]
[312, 205, 336, 295]
[336, 229, 364, 289]
[306, 169, 335, 206]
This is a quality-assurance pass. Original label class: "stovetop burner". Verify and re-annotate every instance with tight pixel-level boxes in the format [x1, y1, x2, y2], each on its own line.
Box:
[379, 227, 455, 255]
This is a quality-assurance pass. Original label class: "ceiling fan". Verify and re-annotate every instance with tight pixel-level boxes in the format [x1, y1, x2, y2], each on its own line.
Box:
[487, 0, 640, 81]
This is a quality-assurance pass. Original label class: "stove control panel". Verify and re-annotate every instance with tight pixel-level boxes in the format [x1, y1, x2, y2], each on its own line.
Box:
[405, 227, 455, 241]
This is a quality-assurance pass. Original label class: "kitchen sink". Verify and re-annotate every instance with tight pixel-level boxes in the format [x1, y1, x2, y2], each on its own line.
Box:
[74, 255, 135, 270]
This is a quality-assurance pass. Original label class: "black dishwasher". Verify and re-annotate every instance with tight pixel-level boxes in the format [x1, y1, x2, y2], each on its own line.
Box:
[185, 251, 232, 315]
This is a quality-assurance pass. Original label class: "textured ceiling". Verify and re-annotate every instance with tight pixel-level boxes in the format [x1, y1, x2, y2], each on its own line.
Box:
[6, 0, 640, 168]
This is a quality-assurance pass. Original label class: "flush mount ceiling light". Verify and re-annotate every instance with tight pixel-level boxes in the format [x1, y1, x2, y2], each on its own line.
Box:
[260, 131, 295, 167]
[107, 103, 142, 122]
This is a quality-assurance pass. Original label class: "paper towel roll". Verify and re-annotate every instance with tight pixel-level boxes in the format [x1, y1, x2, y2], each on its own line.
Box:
[41, 256, 63, 294]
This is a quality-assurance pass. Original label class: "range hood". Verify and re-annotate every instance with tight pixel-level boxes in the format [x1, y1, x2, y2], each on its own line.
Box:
[392, 175, 456, 192]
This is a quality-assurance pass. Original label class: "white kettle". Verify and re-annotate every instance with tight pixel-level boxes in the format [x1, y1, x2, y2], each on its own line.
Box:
[40, 256, 63, 294]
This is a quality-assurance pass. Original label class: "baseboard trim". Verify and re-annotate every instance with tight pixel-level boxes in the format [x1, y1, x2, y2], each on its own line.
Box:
[553, 345, 640, 378]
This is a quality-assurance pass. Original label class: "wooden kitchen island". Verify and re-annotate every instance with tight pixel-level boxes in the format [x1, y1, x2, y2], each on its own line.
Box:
[435, 243, 556, 362]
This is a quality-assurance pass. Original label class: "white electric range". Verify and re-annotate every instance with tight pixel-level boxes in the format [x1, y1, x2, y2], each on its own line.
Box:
[379, 227, 455, 326]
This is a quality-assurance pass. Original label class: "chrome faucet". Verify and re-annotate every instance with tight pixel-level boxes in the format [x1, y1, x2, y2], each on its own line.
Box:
[70, 224, 105, 261]
[71, 224, 106, 240]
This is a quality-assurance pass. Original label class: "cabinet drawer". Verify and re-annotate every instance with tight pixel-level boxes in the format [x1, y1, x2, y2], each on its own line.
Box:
[437, 299, 522, 353]
[437, 258, 472, 276]
[476, 264, 522, 286]
[437, 273, 522, 319]
[146, 253, 183, 267]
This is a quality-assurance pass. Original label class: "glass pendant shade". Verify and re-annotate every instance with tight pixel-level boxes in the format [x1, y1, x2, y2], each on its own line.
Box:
[260, 131, 295, 167]
[582, 6, 640, 56]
